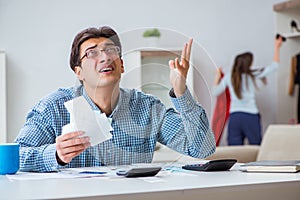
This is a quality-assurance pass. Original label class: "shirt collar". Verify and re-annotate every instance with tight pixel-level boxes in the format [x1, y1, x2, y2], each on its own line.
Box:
[80, 85, 122, 118]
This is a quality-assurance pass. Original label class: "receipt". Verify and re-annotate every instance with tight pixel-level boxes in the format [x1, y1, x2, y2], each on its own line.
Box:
[62, 96, 112, 146]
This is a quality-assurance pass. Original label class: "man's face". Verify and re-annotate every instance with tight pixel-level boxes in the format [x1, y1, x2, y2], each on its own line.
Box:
[75, 37, 124, 90]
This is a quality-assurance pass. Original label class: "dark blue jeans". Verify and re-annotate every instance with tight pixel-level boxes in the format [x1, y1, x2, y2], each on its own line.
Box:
[228, 112, 261, 145]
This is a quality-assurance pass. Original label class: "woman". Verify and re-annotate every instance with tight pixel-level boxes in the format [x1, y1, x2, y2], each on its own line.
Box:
[213, 37, 283, 145]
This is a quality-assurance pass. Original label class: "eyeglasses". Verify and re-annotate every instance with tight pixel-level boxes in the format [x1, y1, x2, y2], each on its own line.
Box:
[80, 46, 120, 61]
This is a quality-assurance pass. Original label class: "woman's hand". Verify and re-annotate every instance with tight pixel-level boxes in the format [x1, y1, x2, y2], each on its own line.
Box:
[275, 36, 283, 49]
[274, 36, 283, 62]
[215, 67, 223, 85]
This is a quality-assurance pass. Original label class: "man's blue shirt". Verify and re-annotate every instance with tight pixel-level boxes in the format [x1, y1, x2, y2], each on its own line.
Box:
[15, 85, 215, 172]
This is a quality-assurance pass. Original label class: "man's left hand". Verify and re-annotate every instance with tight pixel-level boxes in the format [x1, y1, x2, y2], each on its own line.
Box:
[169, 38, 193, 97]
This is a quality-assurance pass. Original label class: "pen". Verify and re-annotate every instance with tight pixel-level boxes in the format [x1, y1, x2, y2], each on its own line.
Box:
[79, 171, 107, 175]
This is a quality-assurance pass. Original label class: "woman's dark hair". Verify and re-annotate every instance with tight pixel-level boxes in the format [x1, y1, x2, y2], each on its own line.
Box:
[69, 26, 122, 71]
[231, 52, 254, 99]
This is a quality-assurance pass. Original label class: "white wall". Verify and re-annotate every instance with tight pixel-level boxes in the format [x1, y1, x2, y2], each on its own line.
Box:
[0, 0, 283, 143]
[0, 51, 6, 142]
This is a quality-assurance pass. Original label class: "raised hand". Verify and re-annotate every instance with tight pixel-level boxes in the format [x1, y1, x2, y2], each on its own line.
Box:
[214, 67, 223, 85]
[169, 38, 193, 97]
[274, 36, 283, 63]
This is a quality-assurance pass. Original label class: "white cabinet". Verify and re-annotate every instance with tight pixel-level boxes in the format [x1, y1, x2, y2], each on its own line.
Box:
[121, 49, 195, 108]
[274, 0, 300, 123]
[0, 51, 6, 142]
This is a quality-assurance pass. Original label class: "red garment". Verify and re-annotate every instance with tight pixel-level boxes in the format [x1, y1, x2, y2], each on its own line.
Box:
[211, 72, 231, 146]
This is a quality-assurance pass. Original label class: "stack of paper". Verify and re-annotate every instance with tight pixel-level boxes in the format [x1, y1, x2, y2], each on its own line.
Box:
[240, 160, 300, 173]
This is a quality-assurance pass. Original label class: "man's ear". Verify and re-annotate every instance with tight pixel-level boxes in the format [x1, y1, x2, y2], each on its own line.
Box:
[74, 66, 83, 80]
[120, 59, 124, 73]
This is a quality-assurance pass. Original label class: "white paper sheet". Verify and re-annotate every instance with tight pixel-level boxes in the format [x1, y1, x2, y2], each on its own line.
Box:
[62, 96, 112, 146]
[6, 170, 110, 181]
[6, 167, 124, 181]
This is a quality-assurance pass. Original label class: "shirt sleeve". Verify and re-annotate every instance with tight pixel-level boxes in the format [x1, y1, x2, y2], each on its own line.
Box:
[212, 74, 229, 97]
[158, 88, 216, 158]
[15, 101, 61, 172]
[254, 62, 279, 78]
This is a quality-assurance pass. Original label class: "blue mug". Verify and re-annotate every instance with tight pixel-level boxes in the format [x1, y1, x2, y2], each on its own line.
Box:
[0, 143, 20, 175]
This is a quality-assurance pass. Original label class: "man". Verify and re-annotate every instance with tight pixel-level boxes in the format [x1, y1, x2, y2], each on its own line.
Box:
[15, 26, 216, 172]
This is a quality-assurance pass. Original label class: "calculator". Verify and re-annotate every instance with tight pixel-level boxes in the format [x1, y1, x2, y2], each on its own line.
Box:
[116, 167, 162, 178]
[182, 159, 237, 171]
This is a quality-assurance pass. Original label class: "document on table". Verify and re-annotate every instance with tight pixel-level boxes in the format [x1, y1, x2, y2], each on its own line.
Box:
[6, 167, 112, 181]
[63, 96, 112, 146]
[5, 165, 197, 181]
[6, 172, 105, 181]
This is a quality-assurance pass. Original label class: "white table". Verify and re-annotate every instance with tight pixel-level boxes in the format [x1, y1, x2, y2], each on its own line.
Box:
[1, 163, 300, 200]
